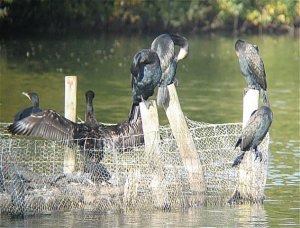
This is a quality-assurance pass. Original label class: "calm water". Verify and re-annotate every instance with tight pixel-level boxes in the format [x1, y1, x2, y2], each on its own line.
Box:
[0, 34, 299, 226]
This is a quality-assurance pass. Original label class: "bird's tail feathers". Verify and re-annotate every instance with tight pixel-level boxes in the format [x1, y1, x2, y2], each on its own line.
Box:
[157, 86, 169, 107]
[234, 137, 242, 149]
[262, 90, 270, 107]
[232, 151, 246, 167]
[128, 103, 140, 124]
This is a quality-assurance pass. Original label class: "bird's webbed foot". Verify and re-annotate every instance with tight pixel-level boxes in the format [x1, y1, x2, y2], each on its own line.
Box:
[253, 148, 263, 162]
[232, 151, 246, 167]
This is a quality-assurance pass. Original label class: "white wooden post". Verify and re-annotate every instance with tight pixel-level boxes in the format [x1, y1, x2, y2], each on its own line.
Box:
[231, 88, 267, 203]
[64, 76, 77, 122]
[243, 88, 259, 128]
[140, 101, 160, 155]
[63, 76, 77, 174]
[164, 83, 206, 205]
[139, 100, 169, 209]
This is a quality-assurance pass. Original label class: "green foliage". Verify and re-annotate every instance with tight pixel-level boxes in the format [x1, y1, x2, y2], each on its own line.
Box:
[0, 0, 299, 34]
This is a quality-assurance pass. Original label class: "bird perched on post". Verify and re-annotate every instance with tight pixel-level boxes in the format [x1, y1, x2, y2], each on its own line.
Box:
[151, 33, 189, 107]
[232, 106, 273, 167]
[129, 48, 162, 122]
[235, 39, 270, 107]
[14, 92, 43, 121]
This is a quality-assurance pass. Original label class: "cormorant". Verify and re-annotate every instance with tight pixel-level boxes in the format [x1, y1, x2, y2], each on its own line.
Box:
[85, 89, 144, 153]
[235, 39, 270, 106]
[232, 106, 273, 167]
[85, 90, 100, 128]
[8, 109, 108, 162]
[129, 48, 162, 121]
[150, 34, 189, 107]
[8, 89, 144, 162]
[14, 92, 43, 121]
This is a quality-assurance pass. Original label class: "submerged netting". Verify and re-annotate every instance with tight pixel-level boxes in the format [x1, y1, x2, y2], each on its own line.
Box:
[0, 119, 269, 215]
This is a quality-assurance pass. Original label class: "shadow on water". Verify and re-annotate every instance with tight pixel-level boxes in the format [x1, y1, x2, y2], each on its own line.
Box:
[0, 34, 299, 226]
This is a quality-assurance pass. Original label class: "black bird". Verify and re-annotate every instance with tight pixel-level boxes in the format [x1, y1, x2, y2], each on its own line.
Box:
[8, 89, 144, 162]
[129, 49, 162, 121]
[8, 109, 108, 162]
[151, 33, 189, 107]
[84, 89, 144, 152]
[85, 90, 100, 128]
[232, 106, 273, 167]
[235, 39, 270, 106]
[14, 92, 43, 121]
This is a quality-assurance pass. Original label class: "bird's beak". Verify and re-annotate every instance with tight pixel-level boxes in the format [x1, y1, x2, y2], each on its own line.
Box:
[22, 92, 31, 100]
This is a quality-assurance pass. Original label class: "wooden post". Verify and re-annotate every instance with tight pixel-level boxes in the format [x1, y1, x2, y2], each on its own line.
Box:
[64, 76, 77, 122]
[140, 101, 160, 155]
[164, 83, 206, 205]
[63, 76, 77, 174]
[243, 88, 259, 128]
[230, 88, 267, 203]
[140, 101, 169, 209]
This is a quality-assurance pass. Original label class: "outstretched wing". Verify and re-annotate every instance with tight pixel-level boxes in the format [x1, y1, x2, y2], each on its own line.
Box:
[8, 109, 77, 142]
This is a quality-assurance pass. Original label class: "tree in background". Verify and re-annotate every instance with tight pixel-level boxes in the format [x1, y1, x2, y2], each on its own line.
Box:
[0, 0, 299, 35]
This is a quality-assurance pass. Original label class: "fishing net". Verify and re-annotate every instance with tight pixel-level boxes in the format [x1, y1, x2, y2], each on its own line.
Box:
[0, 119, 269, 216]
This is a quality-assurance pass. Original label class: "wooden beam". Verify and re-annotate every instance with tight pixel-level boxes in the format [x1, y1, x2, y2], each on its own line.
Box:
[164, 83, 206, 205]
[140, 101, 170, 209]
[230, 88, 267, 203]
[63, 76, 77, 174]
[64, 76, 77, 122]
[243, 88, 259, 128]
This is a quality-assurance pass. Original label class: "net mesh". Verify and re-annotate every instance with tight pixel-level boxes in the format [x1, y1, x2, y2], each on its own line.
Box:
[0, 119, 269, 215]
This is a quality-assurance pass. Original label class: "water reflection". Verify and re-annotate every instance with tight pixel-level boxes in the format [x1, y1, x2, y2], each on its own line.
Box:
[1, 205, 269, 227]
[0, 34, 299, 226]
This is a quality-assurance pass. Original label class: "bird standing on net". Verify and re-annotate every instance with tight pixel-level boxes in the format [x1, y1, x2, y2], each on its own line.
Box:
[8, 108, 109, 161]
[151, 33, 189, 107]
[14, 92, 43, 121]
[8, 87, 145, 160]
[232, 106, 273, 167]
[235, 39, 270, 107]
[129, 48, 162, 120]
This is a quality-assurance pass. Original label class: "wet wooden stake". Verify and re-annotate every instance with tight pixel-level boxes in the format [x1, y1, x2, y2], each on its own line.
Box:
[63, 76, 77, 174]
[65, 76, 77, 122]
[243, 88, 259, 128]
[164, 83, 206, 205]
[140, 101, 169, 209]
[230, 88, 268, 203]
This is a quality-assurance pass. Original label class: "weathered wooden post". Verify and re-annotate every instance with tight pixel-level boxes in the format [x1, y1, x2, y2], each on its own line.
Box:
[164, 83, 206, 205]
[231, 88, 268, 203]
[64, 76, 77, 174]
[124, 101, 169, 209]
[243, 89, 259, 128]
[139, 100, 169, 209]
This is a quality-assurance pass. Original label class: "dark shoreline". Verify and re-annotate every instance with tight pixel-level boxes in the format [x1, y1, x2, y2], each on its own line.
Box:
[1, 23, 299, 39]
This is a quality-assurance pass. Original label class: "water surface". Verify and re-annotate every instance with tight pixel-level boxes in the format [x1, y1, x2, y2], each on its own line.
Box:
[0, 34, 299, 226]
